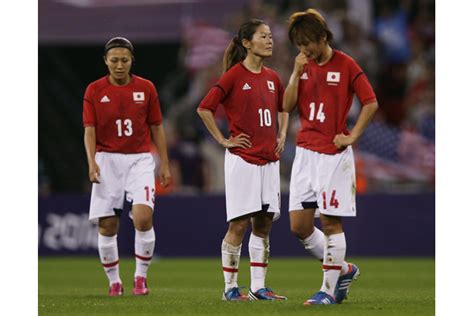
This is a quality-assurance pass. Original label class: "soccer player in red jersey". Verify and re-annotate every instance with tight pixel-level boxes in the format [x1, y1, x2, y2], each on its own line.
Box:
[197, 20, 288, 301]
[83, 37, 171, 296]
[284, 9, 378, 305]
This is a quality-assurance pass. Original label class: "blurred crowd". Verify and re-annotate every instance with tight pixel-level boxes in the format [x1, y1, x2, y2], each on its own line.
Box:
[156, 0, 435, 195]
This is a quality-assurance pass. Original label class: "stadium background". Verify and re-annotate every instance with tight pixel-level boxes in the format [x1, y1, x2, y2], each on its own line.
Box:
[36, 1, 435, 315]
[39, 0, 435, 258]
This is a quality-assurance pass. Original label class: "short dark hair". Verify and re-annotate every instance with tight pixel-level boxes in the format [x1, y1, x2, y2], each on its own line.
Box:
[288, 9, 333, 46]
[104, 37, 134, 55]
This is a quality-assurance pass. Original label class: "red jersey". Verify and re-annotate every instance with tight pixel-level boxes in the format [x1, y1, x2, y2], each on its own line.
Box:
[83, 75, 163, 153]
[198, 63, 284, 165]
[295, 50, 376, 154]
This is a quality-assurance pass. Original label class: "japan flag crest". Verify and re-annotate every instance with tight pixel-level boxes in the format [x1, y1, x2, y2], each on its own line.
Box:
[267, 80, 275, 92]
[133, 92, 145, 102]
[326, 72, 340, 84]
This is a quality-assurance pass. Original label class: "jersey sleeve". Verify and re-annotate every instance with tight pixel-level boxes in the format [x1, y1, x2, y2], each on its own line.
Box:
[82, 84, 96, 127]
[198, 86, 226, 113]
[198, 69, 234, 112]
[349, 59, 377, 106]
[147, 83, 163, 125]
[215, 68, 234, 96]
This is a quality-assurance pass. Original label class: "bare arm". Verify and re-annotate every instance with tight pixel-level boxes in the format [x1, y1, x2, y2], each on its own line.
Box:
[150, 124, 171, 187]
[84, 126, 100, 183]
[333, 102, 379, 149]
[196, 108, 251, 149]
[283, 53, 308, 113]
[275, 111, 289, 156]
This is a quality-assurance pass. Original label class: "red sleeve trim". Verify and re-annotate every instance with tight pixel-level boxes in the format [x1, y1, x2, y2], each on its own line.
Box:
[351, 71, 364, 85]
[361, 98, 377, 106]
[214, 84, 226, 96]
[148, 122, 162, 127]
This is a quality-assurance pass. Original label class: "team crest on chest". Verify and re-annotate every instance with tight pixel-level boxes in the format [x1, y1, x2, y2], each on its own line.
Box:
[326, 72, 340, 86]
[133, 92, 145, 103]
[267, 80, 275, 93]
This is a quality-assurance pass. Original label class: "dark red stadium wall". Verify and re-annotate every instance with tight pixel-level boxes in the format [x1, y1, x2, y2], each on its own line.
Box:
[38, 193, 435, 257]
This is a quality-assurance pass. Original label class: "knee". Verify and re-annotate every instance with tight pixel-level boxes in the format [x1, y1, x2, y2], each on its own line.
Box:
[132, 206, 153, 231]
[134, 218, 153, 231]
[321, 224, 340, 235]
[290, 222, 312, 240]
[320, 215, 343, 235]
[252, 218, 272, 237]
[228, 220, 249, 238]
[98, 218, 119, 236]
[252, 224, 271, 238]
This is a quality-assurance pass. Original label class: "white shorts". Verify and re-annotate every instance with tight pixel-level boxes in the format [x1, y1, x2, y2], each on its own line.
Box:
[89, 152, 156, 223]
[224, 150, 281, 222]
[289, 146, 356, 217]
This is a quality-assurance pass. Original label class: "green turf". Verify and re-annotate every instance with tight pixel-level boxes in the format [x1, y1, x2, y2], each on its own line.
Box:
[39, 257, 434, 315]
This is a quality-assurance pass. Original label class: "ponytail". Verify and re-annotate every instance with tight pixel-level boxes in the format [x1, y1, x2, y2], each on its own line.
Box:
[222, 36, 247, 73]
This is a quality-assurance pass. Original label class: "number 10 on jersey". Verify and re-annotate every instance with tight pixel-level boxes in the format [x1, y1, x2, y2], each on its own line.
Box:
[309, 102, 326, 123]
[258, 108, 272, 127]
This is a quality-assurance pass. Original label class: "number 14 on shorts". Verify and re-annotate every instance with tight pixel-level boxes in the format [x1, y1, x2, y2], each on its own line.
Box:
[322, 190, 339, 209]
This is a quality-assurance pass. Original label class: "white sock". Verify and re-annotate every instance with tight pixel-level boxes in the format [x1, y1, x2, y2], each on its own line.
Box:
[134, 228, 155, 278]
[221, 240, 241, 291]
[300, 227, 349, 274]
[249, 233, 270, 292]
[299, 227, 325, 260]
[320, 232, 346, 296]
[98, 233, 121, 285]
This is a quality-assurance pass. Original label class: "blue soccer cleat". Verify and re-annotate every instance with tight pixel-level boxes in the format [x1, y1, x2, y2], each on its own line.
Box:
[334, 263, 360, 303]
[248, 287, 288, 301]
[222, 287, 248, 301]
[304, 291, 336, 305]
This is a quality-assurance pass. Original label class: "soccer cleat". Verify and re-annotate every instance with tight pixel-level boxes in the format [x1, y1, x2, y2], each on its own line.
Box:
[108, 282, 124, 297]
[133, 276, 149, 295]
[334, 263, 360, 303]
[304, 291, 336, 305]
[222, 287, 248, 301]
[248, 288, 288, 301]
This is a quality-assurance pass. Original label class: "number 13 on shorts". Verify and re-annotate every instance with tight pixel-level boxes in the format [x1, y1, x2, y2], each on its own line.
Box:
[144, 186, 155, 203]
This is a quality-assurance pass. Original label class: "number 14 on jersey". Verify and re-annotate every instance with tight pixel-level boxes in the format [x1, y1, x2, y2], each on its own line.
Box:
[309, 102, 326, 123]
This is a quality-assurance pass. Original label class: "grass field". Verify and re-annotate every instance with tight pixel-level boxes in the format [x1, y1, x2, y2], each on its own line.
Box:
[39, 257, 434, 315]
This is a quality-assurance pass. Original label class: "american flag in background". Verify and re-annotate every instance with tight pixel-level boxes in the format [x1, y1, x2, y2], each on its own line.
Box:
[182, 22, 231, 72]
[358, 122, 401, 162]
[355, 121, 435, 188]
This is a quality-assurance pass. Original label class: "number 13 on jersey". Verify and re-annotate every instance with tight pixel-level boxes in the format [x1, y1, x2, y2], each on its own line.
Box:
[309, 102, 326, 123]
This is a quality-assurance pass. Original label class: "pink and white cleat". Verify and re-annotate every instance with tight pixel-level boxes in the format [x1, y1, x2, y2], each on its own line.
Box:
[108, 282, 124, 297]
[133, 276, 149, 295]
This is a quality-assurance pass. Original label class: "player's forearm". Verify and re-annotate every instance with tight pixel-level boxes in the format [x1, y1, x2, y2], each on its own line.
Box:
[349, 102, 378, 142]
[196, 108, 226, 145]
[278, 111, 289, 137]
[84, 127, 97, 164]
[150, 125, 170, 164]
[283, 74, 300, 112]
